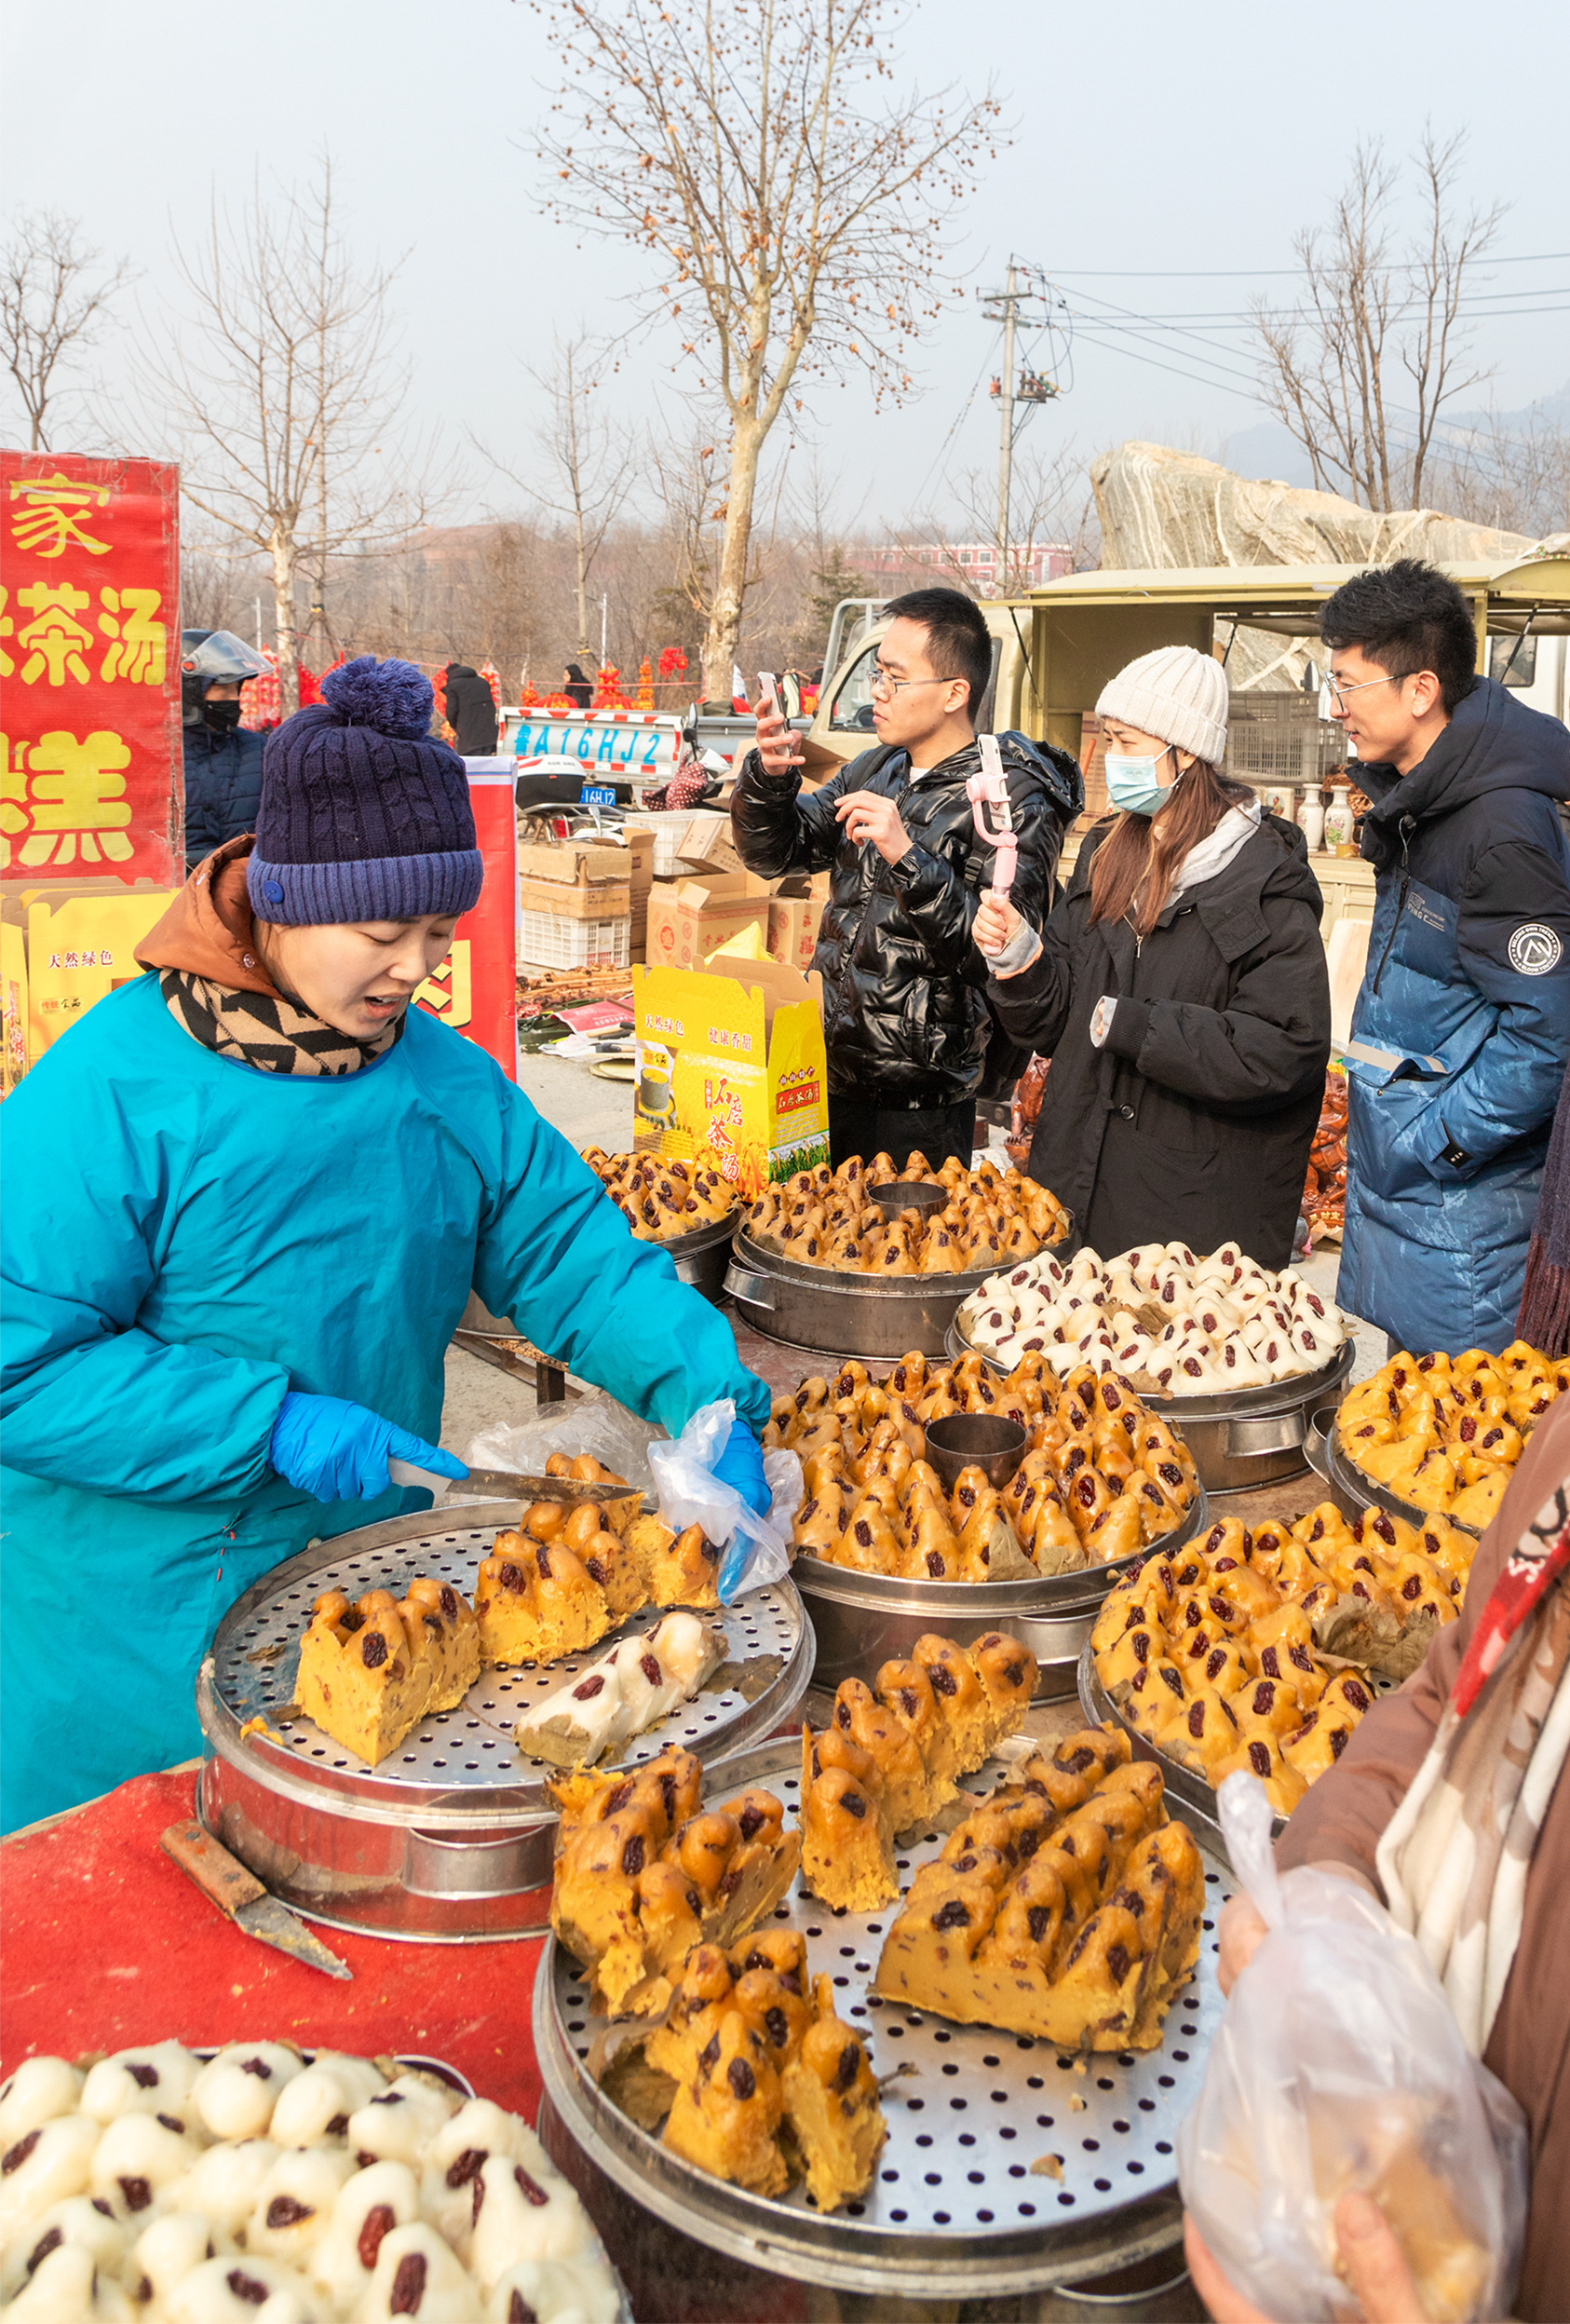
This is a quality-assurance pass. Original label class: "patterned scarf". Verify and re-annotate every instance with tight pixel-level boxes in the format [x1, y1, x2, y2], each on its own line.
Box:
[1376, 1473, 1570, 2055]
[160, 970, 404, 1077]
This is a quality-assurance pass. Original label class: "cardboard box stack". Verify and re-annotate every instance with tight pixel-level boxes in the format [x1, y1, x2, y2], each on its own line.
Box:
[516, 831, 652, 972]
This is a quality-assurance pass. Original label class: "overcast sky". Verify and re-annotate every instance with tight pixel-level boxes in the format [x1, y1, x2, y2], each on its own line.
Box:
[4, 0, 1567, 540]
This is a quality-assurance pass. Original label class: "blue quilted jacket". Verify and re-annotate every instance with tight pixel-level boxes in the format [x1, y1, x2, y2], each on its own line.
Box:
[183, 722, 266, 869]
[1338, 676, 1570, 1352]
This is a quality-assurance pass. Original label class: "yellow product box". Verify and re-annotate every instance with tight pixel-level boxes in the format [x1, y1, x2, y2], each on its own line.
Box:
[643, 871, 771, 973]
[5, 883, 176, 1074]
[632, 955, 829, 1199]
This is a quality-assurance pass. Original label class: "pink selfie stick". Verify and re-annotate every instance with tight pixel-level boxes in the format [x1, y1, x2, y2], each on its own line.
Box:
[967, 732, 1018, 901]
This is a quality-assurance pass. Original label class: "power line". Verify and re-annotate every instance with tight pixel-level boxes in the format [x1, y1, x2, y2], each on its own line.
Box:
[1049, 250, 1570, 279]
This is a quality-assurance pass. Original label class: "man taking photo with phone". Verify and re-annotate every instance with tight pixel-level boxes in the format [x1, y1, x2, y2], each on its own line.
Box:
[733, 588, 1080, 1170]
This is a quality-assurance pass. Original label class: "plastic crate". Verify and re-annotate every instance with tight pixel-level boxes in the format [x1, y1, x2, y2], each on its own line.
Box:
[518, 911, 631, 971]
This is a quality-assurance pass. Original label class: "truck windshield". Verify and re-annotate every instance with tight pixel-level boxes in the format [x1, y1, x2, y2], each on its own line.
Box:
[829, 642, 881, 732]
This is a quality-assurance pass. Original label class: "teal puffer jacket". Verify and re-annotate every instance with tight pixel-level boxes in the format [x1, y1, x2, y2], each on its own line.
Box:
[0, 977, 768, 1828]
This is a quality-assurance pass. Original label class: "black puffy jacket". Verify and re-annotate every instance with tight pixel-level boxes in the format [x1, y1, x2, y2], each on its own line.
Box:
[731, 732, 1081, 1109]
[989, 813, 1331, 1266]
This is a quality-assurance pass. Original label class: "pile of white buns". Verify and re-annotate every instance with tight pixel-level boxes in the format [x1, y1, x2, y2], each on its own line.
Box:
[963, 1241, 1346, 1395]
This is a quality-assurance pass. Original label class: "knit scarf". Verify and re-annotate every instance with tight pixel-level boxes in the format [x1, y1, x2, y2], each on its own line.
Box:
[160, 969, 404, 1077]
[1375, 1472, 1570, 2055]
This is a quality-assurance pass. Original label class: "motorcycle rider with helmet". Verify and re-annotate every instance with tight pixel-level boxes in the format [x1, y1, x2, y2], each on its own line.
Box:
[181, 629, 270, 873]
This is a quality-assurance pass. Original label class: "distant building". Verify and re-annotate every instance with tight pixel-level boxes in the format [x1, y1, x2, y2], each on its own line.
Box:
[864, 539, 1072, 592]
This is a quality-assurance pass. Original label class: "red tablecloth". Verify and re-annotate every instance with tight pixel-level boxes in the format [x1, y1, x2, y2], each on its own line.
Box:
[0, 1766, 544, 2112]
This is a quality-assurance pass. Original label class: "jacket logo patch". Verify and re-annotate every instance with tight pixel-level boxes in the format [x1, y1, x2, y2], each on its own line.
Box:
[1507, 922, 1563, 976]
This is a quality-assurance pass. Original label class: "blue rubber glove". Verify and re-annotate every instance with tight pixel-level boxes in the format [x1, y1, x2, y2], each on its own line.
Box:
[711, 1420, 770, 1517]
[268, 1392, 467, 1505]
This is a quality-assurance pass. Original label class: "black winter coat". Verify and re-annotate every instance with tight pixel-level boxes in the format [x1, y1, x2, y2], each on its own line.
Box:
[183, 722, 266, 872]
[989, 814, 1331, 1266]
[443, 664, 499, 755]
[732, 734, 1081, 1109]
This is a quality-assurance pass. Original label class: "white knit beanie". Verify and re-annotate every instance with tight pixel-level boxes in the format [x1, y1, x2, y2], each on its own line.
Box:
[1096, 646, 1228, 765]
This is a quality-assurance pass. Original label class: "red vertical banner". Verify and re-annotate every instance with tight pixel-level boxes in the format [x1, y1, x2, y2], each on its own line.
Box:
[413, 769, 519, 1080]
[1, 454, 182, 885]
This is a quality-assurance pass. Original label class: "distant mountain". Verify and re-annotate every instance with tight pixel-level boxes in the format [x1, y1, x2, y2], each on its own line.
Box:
[1216, 422, 1319, 489]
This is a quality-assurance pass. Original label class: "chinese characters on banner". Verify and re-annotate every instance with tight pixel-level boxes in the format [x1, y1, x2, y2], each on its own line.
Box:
[1, 452, 183, 885]
[413, 768, 519, 1080]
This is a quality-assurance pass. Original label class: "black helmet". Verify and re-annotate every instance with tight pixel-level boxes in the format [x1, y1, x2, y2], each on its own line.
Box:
[181, 629, 268, 725]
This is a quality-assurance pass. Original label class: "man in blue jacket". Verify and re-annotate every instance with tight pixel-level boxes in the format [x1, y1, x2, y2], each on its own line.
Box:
[182, 629, 270, 872]
[0, 657, 771, 1829]
[1321, 559, 1570, 1352]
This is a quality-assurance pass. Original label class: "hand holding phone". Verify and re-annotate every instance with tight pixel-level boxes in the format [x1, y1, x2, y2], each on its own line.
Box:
[753, 670, 801, 775]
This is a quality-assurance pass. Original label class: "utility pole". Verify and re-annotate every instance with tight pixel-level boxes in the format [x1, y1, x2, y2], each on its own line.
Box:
[995, 260, 1018, 587]
[981, 261, 1062, 592]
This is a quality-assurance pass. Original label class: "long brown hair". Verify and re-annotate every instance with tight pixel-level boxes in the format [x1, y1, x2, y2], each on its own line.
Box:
[1088, 758, 1253, 938]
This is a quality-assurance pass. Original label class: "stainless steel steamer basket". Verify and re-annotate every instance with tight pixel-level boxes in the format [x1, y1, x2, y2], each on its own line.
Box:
[725, 1214, 1080, 1361]
[950, 1310, 1356, 1498]
[196, 1507, 813, 1943]
[663, 1208, 739, 1305]
[1076, 1647, 1236, 1856]
[1310, 1410, 1485, 1542]
[534, 1731, 1235, 2302]
[793, 1487, 1209, 1701]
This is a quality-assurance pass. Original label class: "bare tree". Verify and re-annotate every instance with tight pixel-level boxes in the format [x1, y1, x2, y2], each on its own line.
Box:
[480, 336, 635, 661]
[140, 160, 440, 714]
[1253, 131, 1504, 511]
[533, 0, 1001, 700]
[1425, 401, 1570, 537]
[890, 439, 1099, 594]
[1, 208, 134, 451]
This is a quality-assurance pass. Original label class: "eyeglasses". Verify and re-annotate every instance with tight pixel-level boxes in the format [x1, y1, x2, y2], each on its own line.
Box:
[1324, 671, 1401, 710]
[870, 669, 952, 698]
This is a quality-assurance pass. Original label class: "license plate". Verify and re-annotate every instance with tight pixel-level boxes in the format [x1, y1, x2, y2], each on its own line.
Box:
[579, 783, 617, 806]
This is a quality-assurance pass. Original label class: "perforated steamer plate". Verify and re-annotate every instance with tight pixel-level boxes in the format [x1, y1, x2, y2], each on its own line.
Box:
[535, 1734, 1232, 2298]
[196, 1508, 812, 1941]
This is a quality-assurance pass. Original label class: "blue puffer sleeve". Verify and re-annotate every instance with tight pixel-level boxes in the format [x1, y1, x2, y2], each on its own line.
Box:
[471, 1089, 771, 1437]
[1428, 840, 1570, 1176]
[0, 1055, 289, 1502]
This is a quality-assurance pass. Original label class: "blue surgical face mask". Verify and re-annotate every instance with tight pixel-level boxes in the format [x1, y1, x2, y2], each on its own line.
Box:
[1104, 748, 1178, 817]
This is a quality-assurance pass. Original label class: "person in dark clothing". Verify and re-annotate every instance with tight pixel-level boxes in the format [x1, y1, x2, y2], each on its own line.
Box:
[1320, 559, 1570, 1352]
[181, 629, 269, 874]
[562, 662, 593, 710]
[976, 646, 1331, 1266]
[442, 661, 500, 755]
[732, 588, 1080, 1171]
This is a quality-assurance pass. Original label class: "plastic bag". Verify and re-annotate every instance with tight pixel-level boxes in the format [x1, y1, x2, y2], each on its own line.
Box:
[647, 1400, 802, 1603]
[1177, 1772, 1528, 2324]
[467, 1392, 667, 1494]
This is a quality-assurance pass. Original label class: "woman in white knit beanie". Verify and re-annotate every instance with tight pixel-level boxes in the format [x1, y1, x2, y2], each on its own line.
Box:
[973, 644, 1332, 1269]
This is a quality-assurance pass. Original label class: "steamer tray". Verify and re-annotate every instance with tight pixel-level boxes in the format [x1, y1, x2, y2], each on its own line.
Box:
[949, 1311, 1355, 1498]
[535, 1733, 1232, 2301]
[1077, 1642, 1398, 1865]
[197, 1507, 812, 1942]
[794, 1488, 1209, 1702]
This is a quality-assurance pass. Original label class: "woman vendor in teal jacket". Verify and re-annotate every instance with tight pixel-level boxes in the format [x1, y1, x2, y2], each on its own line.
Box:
[0, 658, 771, 1830]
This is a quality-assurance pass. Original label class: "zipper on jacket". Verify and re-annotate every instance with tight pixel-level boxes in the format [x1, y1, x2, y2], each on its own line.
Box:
[1370, 815, 1415, 997]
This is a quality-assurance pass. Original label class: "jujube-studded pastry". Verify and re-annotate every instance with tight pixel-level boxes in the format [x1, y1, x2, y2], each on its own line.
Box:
[747, 1150, 1070, 1277]
[548, 1748, 800, 2017]
[798, 1632, 1035, 1911]
[873, 1726, 1205, 2051]
[1336, 1339, 1565, 1530]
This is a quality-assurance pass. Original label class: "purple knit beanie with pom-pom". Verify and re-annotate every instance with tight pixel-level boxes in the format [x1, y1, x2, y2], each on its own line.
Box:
[246, 657, 483, 926]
